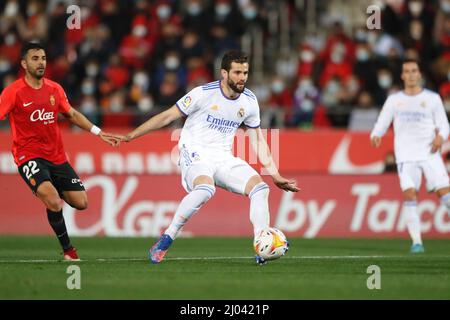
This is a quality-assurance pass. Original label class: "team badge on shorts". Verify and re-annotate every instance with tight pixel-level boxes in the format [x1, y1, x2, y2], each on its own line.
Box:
[238, 108, 245, 118]
[50, 95, 55, 106]
[29, 178, 36, 186]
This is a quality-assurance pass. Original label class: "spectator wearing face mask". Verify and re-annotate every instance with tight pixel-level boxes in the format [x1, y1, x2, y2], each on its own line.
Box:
[0, 31, 22, 66]
[119, 15, 155, 69]
[265, 75, 293, 127]
[353, 41, 378, 92]
[293, 76, 320, 128]
[318, 40, 354, 88]
[372, 68, 395, 106]
[297, 43, 319, 79]
[206, 0, 245, 54]
[153, 51, 187, 93]
[182, 0, 212, 38]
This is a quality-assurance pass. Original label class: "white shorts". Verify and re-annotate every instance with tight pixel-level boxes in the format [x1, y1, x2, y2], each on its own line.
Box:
[179, 145, 259, 195]
[397, 153, 450, 192]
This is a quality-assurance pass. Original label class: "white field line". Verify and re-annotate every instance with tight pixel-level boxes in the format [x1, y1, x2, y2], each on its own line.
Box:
[0, 255, 447, 264]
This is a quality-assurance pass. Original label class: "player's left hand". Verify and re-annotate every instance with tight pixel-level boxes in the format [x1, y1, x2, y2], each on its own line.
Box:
[99, 132, 122, 147]
[272, 175, 300, 192]
[431, 129, 443, 153]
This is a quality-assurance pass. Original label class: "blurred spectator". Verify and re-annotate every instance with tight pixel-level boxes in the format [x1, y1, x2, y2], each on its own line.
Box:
[182, 0, 211, 38]
[207, 0, 244, 54]
[119, 15, 155, 69]
[372, 68, 395, 106]
[348, 91, 379, 131]
[263, 75, 292, 128]
[104, 54, 130, 90]
[154, 72, 185, 108]
[153, 51, 187, 90]
[1, 0, 450, 129]
[293, 76, 320, 127]
[15, 0, 48, 42]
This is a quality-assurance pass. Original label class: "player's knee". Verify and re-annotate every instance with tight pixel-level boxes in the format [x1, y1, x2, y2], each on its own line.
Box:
[403, 188, 417, 201]
[245, 175, 264, 195]
[74, 199, 88, 210]
[248, 182, 270, 199]
[72, 195, 88, 210]
[194, 184, 216, 202]
[44, 197, 63, 212]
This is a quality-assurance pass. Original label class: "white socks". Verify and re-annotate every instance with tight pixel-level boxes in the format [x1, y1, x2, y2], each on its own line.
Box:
[249, 183, 270, 237]
[404, 200, 422, 245]
[165, 184, 215, 240]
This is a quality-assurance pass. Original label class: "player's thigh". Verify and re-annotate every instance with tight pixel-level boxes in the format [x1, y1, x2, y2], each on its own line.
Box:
[214, 157, 259, 195]
[62, 191, 88, 210]
[36, 181, 63, 211]
[421, 154, 450, 192]
[50, 162, 85, 193]
[397, 162, 422, 191]
[179, 146, 215, 192]
[181, 161, 215, 192]
[18, 158, 53, 195]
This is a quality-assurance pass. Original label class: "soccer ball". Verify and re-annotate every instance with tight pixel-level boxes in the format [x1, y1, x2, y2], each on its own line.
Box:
[253, 227, 289, 260]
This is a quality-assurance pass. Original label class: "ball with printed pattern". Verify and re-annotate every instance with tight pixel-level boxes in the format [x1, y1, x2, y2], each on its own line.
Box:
[253, 227, 289, 260]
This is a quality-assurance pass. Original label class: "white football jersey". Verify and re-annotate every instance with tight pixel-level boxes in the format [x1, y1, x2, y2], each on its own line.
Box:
[371, 89, 450, 163]
[176, 80, 260, 155]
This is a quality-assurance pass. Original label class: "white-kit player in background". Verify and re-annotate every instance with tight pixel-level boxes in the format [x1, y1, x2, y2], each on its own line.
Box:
[371, 59, 450, 253]
[109, 51, 300, 264]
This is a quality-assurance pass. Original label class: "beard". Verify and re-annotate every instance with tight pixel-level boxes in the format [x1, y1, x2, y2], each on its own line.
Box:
[227, 78, 245, 94]
[30, 67, 45, 79]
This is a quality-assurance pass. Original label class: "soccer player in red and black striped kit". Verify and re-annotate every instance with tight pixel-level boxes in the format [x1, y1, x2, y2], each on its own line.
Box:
[0, 42, 120, 260]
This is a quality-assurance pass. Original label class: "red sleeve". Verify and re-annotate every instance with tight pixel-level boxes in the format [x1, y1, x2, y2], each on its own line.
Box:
[55, 83, 72, 113]
[0, 86, 16, 120]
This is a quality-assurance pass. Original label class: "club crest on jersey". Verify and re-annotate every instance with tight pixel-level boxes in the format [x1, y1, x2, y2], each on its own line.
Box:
[237, 108, 245, 118]
[50, 95, 55, 106]
[420, 101, 426, 108]
[210, 105, 219, 111]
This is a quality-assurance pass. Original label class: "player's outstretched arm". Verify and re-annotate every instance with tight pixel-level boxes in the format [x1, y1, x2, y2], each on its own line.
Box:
[247, 127, 300, 192]
[119, 105, 183, 142]
[62, 108, 121, 147]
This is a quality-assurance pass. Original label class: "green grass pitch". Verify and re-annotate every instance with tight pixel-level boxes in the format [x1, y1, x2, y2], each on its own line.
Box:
[0, 236, 449, 299]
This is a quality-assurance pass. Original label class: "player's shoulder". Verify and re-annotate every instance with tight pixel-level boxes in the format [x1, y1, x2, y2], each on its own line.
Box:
[43, 78, 64, 91]
[421, 88, 440, 99]
[2, 78, 27, 95]
[386, 90, 403, 100]
[201, 80, 221, 92]
[242, 87, 257, 101]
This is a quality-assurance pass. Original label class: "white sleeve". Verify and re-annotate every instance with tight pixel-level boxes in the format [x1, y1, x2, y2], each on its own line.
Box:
[433, 94, 450, 141]
[371, 96, 394, 138]
[244, 99, 261, 128]
[175, 86, 203, 117]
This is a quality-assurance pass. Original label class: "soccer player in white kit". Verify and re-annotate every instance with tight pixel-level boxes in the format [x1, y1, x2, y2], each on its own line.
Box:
[371, 59, 450, 253]
[115, 51, 299, 264]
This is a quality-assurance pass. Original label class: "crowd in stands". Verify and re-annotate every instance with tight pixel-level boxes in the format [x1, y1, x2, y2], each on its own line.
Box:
[2, 0, 450, 130]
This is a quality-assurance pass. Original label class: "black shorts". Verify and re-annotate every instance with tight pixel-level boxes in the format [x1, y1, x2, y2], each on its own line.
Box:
[18, 158, 85, 195]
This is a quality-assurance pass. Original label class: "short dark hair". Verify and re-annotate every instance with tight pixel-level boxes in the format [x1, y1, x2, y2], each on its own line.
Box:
[402, 58, 421, 71]
[221, 50, 249, 72]
[21, 42, 46, 59]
